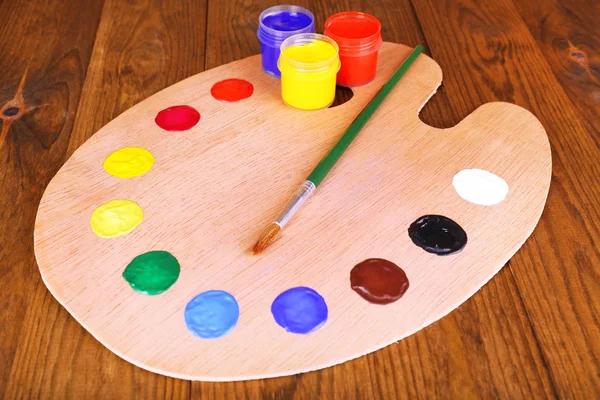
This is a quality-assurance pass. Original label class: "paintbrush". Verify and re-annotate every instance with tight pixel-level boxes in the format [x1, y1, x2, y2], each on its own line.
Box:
[252, 45, 424, 254]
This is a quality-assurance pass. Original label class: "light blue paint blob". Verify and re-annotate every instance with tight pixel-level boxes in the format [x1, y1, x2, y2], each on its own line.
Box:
[271, 286, 328, 334]
[184, 290, 239, 339]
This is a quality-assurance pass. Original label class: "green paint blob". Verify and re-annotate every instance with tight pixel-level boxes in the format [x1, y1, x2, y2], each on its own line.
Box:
[122, 251, 180, 295]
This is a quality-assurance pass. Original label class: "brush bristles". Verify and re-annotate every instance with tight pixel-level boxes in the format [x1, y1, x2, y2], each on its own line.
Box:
[252, 223, 281, 254]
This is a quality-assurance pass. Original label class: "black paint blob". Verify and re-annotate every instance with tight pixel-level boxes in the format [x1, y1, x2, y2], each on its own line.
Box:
[408, 215, 467, 256]
[2, 107, 19, 117]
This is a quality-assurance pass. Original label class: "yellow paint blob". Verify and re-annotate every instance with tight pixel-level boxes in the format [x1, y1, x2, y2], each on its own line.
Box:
[90, 199, 144, 238]
[103, 147, 154, 178]
[279, 36, 340, 110]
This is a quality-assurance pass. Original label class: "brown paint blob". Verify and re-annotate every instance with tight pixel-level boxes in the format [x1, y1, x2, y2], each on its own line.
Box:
[350, 258, 409, 305]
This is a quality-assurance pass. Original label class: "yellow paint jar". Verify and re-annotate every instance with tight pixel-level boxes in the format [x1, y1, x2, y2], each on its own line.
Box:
[278, 34, 341, 110]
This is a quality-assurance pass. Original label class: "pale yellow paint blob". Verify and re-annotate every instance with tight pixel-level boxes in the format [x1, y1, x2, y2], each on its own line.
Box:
[90, 199, 144, 238]
[103, 147, 154, 178]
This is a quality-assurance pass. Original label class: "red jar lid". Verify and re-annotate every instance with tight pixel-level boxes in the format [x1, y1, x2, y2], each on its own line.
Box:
[324, 12, 382, 56]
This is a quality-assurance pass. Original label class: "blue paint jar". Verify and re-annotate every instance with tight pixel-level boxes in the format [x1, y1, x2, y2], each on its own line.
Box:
[257, 5, 315, 78]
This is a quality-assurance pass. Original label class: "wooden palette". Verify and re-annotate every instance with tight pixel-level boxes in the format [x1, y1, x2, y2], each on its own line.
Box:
[34, 42, 552, 381]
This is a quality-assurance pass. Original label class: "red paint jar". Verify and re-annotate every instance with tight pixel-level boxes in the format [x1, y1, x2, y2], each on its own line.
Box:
[324, 12, 382, 87]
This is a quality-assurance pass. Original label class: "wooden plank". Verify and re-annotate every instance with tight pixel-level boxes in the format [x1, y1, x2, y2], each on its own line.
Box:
[410, 0, 600, 397]
[513, 0, 600, 143]
[2, 0, 595, 396]
[2, 0, 207, 397]
[0, 0, 105, 396]
[192, 0, 556, 397]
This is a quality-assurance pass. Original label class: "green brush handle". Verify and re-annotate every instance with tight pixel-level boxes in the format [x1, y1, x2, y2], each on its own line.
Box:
[306, 45, 423, 187]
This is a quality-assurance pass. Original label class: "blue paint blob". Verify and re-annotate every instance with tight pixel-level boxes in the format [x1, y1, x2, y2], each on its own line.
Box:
[271, 286, 328, 334]
[184, 290, 239, 339]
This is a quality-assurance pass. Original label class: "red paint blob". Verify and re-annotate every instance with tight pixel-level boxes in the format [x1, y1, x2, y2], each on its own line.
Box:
[210, 78, 254, 102]
[154, 105, 200, 131]
[350, 258, 409, 305]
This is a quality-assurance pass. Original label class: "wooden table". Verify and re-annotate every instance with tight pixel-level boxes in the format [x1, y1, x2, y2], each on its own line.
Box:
[1, 0, 598, 398]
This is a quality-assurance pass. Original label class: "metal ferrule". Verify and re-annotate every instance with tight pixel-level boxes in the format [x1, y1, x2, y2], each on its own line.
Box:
[275, 180, 316, 228]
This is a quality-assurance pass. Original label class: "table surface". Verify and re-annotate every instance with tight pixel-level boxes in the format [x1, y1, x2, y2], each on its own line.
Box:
[0, 0, 598, 398]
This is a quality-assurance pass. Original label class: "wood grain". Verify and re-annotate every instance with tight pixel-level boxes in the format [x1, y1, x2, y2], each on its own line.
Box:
[1, 0, 598, 397]
[0, 0, 105, 396]
[514, 0, 600, 144]
[410, 0, 600, 397]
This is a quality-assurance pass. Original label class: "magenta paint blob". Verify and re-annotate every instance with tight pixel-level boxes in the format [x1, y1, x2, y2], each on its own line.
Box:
[154, 105, 200, 131]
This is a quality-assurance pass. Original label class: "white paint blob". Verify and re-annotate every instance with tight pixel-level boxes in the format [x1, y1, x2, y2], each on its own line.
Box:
[452, 169, 509, 206]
